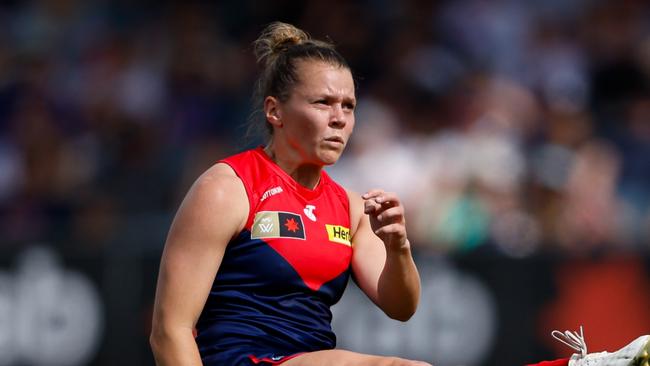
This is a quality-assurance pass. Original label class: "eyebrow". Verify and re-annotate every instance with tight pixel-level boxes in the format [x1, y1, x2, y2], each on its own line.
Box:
[311, 92, 356, 102]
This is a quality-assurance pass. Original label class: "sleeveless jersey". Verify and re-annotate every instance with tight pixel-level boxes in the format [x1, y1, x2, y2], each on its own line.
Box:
[195, 147, 353, 365]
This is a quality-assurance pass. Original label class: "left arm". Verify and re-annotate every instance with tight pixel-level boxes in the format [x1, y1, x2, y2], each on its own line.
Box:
[347, 189, 421, 321]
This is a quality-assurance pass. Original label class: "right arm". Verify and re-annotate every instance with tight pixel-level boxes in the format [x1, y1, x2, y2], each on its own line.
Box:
[150, 163, 248, 365]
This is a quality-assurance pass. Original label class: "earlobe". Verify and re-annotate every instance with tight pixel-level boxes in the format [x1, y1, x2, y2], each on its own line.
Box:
[264, 96, 282, 127]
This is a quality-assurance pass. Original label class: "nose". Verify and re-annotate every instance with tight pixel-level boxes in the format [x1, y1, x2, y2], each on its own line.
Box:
[329, 104, 347, 129]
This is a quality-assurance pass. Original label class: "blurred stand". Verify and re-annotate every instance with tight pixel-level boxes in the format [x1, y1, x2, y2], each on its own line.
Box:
[0, 242, 647, 366]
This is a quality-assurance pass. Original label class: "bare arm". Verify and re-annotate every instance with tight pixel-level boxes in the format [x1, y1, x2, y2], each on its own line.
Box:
[348, 189, 421, 321]
[150, 163, 248, 365]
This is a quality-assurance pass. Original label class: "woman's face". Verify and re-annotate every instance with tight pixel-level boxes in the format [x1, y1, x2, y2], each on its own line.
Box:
[271, 60, 356, 166]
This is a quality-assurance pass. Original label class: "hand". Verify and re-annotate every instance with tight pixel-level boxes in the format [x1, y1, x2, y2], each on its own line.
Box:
[362, 189, 409, 252]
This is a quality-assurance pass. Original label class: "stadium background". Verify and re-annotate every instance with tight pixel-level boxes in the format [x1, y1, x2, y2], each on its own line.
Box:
[0, 0, 649, 365]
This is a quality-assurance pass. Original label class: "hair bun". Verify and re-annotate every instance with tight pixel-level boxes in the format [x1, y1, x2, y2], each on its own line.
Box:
[254, 22, 310, 67]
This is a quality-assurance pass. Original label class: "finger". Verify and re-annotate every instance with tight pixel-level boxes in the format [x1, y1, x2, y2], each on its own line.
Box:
[373, 191, 401, 207]
[367, 197, 399, 217]
[364, 198, 382, 214]
[373, 222, 406, 237]
[362, 189, 385, 200]
[363, 191, 400, 207]
[363, 198, 383, 216]
[375, 206, 405, 224]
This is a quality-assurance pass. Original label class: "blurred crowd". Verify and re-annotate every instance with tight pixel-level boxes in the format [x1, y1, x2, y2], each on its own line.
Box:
[0, 0, 649, 256]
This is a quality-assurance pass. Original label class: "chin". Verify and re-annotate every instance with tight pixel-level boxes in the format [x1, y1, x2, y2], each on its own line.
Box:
[318, 152, 343, 166]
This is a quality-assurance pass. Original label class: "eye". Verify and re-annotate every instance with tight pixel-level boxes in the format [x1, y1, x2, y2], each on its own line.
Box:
[314, 99, 328, 105]
[343, 102, 356, 110]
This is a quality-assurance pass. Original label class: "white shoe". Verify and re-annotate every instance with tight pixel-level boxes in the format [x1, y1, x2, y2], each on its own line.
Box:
[552, 327, 650, 366]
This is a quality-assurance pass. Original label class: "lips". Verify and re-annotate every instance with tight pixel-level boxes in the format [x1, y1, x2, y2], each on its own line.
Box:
[324, 136, 345, 144]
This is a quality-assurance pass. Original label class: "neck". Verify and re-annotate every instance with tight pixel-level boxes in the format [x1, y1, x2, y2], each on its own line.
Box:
[264, 144, 322, 190]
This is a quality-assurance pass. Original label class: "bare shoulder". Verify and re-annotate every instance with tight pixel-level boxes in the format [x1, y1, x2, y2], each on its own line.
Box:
[191, 163, 245, 199]
[197, 162, 240, 185]
[179, 162, 249, 236]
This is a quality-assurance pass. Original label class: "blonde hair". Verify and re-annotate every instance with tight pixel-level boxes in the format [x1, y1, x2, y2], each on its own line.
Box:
[253, 22, 311, 68]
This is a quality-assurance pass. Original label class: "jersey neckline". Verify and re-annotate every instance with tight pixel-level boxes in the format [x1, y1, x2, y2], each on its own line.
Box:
[254, 146, 329, 201]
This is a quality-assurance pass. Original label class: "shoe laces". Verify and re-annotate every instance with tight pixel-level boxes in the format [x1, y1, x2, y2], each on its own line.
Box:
[552, 326, 588, 358]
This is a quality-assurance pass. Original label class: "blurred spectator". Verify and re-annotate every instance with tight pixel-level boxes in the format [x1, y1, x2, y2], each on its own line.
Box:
[0, 0, 648, 257]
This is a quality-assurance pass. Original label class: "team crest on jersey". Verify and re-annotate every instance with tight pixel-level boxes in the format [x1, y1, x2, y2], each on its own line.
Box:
[251, 211, 306, 240]
[325, 225, 351, 246]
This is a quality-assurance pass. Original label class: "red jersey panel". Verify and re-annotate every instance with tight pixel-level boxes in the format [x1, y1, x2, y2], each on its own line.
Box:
[234, 146, 352, 291]
[196, 147, 353, 365]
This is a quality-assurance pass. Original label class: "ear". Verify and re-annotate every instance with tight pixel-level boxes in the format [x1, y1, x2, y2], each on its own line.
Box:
[264, 96, 282, 128]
